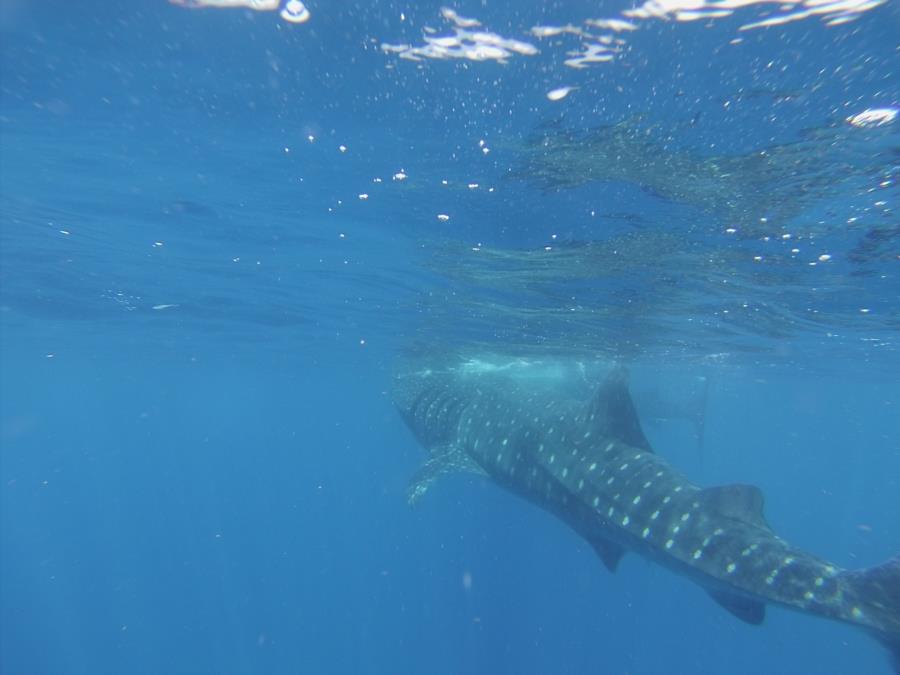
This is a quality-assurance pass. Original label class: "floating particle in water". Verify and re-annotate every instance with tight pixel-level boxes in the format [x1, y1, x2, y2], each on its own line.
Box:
[847, 108, 897, 128]
[441, 7, 481, 28]
[281, 0, 310, 24]
[547, 86, 577, 101]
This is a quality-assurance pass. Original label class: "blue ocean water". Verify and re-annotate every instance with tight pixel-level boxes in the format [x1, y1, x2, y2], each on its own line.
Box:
[1, 1, 898, 674]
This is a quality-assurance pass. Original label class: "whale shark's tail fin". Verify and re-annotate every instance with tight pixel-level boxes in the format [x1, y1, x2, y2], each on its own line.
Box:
[842, 556, 900, 673]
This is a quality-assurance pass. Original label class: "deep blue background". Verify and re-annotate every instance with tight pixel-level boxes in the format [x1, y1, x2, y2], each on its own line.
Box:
[2, 1, 899, 674]
[2, 335, 898, 675]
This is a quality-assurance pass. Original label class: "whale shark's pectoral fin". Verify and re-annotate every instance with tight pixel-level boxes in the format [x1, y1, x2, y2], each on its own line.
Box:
[586, 367, 654, 453]
[589, 537, 626, 573]
[708, 590, 766, 625]
[407, 443, 486, 506]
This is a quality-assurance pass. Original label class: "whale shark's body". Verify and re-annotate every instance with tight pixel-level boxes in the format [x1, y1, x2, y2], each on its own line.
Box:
[393, 354, 900, 671]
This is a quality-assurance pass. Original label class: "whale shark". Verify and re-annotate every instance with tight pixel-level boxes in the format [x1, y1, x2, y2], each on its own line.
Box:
[393, 353, 900, 672]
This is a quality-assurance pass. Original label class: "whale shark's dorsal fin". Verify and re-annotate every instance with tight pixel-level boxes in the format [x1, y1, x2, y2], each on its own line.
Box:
[585, 366, 653, 453]
[700, 484, 770, 530]
[407, 443, 486, 506]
